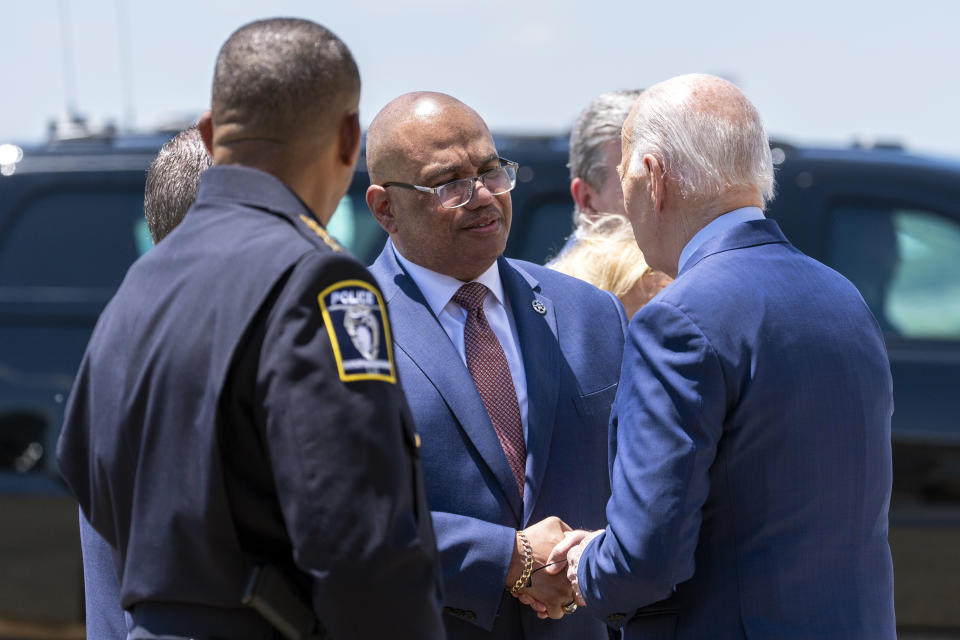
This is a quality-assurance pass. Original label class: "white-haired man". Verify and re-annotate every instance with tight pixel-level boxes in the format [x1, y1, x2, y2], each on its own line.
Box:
[548, 73, 896, 639]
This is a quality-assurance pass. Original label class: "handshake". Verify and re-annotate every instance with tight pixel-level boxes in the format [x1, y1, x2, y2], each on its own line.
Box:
[504, 516, 603, 620]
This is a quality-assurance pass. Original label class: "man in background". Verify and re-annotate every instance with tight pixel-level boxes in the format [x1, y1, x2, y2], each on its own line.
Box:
[59, 19, 443, 639]
[77, 123, 212, 640]
[143, 125, 212, 243]
[551, 73, 896, 639]
[567, 90, 641, 224]
[551, 90, 671, 316]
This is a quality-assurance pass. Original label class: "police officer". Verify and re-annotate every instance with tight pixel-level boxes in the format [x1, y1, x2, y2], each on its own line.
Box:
[56, 18, 444, 639]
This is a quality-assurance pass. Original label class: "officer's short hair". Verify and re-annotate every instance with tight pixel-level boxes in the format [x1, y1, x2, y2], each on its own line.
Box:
[144, 126, 211, 243]
[212, 18, 360, 138]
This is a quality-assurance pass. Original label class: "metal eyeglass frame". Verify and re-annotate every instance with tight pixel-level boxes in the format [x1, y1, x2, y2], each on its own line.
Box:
[380, 157, 519, 209]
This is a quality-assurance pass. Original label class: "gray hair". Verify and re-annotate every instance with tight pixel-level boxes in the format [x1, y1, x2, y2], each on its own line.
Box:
[212, 18, 360, 138]
[144, 127, 212, 243]
[627, 75, 775, 204]
[569, 89, 643, 190]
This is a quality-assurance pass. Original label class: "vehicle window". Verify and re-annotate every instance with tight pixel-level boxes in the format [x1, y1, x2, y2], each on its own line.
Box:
[828, 204, 960, 339]
[134, 218, 154, 256]
[0, 190, 145, 288]
[0, 410, 47, 473]
[328, 193, 386, 264]
[513, 199, 574, 264]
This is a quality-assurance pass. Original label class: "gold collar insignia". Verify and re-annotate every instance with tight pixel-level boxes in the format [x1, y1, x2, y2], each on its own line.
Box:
[299, 214, 343, 252]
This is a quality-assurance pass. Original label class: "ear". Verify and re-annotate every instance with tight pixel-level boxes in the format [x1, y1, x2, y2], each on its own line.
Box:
[643, 154, 665, 213]
[197, 110, 214, 157]
[339, 111, 362, 167]
[570, 177, 599, 217]
[366, 184, 398, 234]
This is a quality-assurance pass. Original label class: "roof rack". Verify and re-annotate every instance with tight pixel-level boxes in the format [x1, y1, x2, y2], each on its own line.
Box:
[851, 137, 904, 151]
[47, 114, 118, 144]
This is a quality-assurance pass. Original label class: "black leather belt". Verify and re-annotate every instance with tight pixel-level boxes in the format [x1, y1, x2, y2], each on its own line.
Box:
[630, 604, 680, 620]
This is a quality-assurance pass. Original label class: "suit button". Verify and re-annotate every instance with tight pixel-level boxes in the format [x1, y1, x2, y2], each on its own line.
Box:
[607, 613, 627, 623]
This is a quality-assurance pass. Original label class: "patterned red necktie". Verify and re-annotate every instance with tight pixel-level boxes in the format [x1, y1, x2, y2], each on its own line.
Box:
[452, 282, 526, 496]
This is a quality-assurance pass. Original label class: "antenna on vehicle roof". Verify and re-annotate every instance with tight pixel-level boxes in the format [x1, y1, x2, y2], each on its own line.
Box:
[49, 0, 122, 142]
[116, 0, 136, 132]
[57, 0, 79, 121]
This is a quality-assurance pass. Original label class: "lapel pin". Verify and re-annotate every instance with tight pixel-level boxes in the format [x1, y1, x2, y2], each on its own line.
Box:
[531, 300, 547, 315]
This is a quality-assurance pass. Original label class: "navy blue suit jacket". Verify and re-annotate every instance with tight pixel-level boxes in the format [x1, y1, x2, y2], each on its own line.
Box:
[370, 242, 627, 640]
[578, 219, 896, 639]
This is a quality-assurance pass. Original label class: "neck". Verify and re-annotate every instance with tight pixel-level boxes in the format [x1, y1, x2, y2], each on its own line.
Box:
[392, 240, 497, 283]
[214, 138, 342, 225]
[663, 187, 764, 277]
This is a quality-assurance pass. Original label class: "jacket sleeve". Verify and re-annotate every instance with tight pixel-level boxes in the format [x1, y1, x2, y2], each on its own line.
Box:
[256, 251, 445, 640]
[607, 288, 630, 340]
[429, 510, 516, 630]
[577, 299, 727, 620]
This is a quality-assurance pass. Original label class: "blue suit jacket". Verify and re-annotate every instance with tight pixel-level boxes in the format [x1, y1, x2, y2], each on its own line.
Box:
[370, 243, 627, 640]
[577, 219, 896, 639]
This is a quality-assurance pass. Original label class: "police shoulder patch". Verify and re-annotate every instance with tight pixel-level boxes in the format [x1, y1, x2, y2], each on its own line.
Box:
[318, 279, 396, 384]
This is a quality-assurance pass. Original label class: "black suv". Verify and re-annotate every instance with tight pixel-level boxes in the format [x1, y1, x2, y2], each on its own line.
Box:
[1, 133, 958, 636]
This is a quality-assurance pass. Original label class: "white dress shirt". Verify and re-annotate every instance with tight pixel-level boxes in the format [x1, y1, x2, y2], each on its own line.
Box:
[393, 246, 530, 439]
[677, 206, 766, 274]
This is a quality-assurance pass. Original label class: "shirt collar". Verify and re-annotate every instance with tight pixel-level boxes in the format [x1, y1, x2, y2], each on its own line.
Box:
[677, 206, 765, 273]
[392, 245, 505, 317]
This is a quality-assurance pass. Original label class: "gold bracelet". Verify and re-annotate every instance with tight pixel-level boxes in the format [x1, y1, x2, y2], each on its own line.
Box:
[509, 529, 534, 594]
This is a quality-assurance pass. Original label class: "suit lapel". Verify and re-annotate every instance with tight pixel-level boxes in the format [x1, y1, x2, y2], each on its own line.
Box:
[499, 258, 560, 526]
[371, 244, 523, 521]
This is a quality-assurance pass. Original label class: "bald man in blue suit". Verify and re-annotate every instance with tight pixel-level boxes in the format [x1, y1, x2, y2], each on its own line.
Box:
[366, 92, 627, 640]
[550, 74, 896, 639]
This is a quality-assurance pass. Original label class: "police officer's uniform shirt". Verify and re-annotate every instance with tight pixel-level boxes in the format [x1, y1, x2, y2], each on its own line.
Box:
[393, 245, 530, 439]
[56, 165, 444, 639]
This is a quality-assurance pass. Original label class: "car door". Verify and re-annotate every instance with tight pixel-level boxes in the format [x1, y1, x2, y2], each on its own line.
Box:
[770, 154, 960, 631]
[0, 169, 150, 625]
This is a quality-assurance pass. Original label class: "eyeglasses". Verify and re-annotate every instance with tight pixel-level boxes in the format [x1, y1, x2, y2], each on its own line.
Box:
[381, 158, 519, 209]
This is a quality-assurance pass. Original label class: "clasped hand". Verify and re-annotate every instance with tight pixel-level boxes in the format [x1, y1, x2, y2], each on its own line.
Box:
[508, 517, 601, 619]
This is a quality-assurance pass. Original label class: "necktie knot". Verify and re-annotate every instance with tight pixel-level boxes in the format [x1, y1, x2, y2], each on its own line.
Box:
[453, 282, 489, 313]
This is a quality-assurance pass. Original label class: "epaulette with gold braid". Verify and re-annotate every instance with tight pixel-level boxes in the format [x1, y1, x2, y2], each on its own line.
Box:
[299, 214, 343, 252]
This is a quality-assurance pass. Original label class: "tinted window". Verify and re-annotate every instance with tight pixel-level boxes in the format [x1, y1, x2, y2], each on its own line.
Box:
[828, 204, 960, 339]
[513, 198, 574, 264]
[0, 327, 87, 476]
[0, 190, 145, 288]
[0, 189, 145, 475]
[329, 193, 386, 264]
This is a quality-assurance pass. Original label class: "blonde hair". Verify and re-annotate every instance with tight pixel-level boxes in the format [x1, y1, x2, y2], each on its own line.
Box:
[550, 213, 655, 300]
